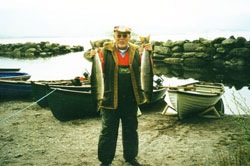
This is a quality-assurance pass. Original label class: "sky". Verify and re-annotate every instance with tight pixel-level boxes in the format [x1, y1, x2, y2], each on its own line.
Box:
[0, 0, 250, 38]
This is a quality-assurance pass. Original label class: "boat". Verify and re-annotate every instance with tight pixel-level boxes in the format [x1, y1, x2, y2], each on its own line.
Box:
[0, 71, 31, 81]
[47, 87, 98, 121]
[0, 78, 89, 99]
[0, 80, 32, 98]
[0, 68, 21, 72]
[45, 85, 167, 121]
[162, 82, 225, 120]
[31, 81, 90, 108]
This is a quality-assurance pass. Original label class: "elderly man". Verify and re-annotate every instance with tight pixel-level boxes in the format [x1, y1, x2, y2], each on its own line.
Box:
[90, 26, 152, 166]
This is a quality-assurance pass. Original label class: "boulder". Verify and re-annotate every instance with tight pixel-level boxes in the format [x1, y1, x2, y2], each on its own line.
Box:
[235, 37, 247, 47]
[172, 52, 183, 58]
[183, 43, 201, 52]
[163, 58, 183, 65]
[216, 47, 226, 54]
[172, 46, 182, 52]
[183, 58, 207, 67]
[228, 48, 250, 59]
[183, 52, 196, 58]
[152, 53, 167, 59]
[221, 38, 235, 47]
[163, 40, 174, 47]
[212, 37, 226, 44]
[154, 46, 171, 55]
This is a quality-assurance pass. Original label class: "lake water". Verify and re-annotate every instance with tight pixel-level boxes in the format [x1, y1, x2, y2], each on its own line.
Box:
[0, 37, 250, 115]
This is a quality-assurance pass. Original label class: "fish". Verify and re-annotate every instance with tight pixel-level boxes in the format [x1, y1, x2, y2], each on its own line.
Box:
[90, 41, 104, 111]
[140, 36, 154, 102]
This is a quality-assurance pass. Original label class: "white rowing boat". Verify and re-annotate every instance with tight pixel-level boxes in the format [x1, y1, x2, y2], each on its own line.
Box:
[162, 82, 225, 120]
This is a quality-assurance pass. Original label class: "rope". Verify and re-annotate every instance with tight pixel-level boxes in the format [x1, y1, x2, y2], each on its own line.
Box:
[0, 89, 57, 124]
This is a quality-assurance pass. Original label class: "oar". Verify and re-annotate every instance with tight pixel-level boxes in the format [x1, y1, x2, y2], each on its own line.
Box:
[159, 86, 196, 90]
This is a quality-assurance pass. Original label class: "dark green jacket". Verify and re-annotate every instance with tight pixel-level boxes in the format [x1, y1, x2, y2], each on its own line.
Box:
[101, 42, 146, 109]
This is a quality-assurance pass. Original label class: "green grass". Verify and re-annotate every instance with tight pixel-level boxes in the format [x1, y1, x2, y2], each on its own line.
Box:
[218, 90, 250, 166]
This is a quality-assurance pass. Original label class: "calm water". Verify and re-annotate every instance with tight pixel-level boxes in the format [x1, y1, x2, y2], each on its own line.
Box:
[0, 37, 250, 115]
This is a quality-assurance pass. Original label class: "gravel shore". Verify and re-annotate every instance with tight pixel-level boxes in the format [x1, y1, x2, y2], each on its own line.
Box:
[0, 99, 248, 166]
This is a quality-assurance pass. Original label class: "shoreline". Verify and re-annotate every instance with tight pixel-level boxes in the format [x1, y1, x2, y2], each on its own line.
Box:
[0, 99, 249, 166]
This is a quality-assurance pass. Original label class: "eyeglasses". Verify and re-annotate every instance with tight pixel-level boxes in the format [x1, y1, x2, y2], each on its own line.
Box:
[116, 34, 128, 39]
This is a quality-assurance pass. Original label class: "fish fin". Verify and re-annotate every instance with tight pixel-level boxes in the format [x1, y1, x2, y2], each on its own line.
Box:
[139, 35, 150, 44]
[90, 40, 95, 49]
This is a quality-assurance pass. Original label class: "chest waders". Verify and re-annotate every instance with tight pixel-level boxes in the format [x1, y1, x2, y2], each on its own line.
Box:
[98, 65, 139, 164]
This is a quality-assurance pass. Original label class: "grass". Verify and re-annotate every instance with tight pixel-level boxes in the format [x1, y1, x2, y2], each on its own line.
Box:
[217, 90, 250, 166]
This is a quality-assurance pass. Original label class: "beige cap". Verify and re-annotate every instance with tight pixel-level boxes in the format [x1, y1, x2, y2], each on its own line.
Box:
[114, 26, 131, 33]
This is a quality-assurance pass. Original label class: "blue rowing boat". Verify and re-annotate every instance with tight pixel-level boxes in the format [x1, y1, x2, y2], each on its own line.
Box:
[0, 72, 31, 81]
[0, 80, 32, 98]
[0, 68, 21, 72]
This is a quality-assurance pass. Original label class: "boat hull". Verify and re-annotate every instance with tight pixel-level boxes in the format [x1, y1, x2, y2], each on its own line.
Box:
[0, 72, 31, 81]
[0, 68, 21, 72]
[47, 88, 98, 121]
[0, 80, 32, 98]
[168, 82, 224, 119]
[31, 81, 90, 108]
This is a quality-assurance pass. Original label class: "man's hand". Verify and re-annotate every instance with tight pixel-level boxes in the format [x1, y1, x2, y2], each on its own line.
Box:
[90, 50, 97, 58]
[143, 43, 152, 51]
[90, 48, 101, 58]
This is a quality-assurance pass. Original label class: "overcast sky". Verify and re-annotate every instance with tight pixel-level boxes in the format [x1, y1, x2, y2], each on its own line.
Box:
[1, 0, 250, 38]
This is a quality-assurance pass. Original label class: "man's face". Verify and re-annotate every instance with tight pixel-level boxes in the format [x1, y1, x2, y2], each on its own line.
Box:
[114, 32, 131, 49]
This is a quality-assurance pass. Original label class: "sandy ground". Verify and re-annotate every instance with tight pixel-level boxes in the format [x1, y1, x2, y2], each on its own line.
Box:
[0, 99, 249, 166]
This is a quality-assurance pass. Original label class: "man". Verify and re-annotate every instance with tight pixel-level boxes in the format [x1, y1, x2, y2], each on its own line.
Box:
[90, 26, 152, 166]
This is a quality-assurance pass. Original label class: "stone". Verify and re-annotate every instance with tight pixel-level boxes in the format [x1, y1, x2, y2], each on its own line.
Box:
[172, 46, 182, 52]
[221, 38, 236, 47]
[183, 43, 201, 52]
[228, 48, 250, 59]
[172, 52, 183, 58]
[212, 37, 226, 44]
[235, 37, 247, 47]
[216, 47, 226, 54]
[163, 40, 174, 47]
[183, 52, 196, 58]
[163, 58, 183, 64]
[154, 46, 171, 55]
[152, 53, 167, 59]
[183, 58, 207, 67]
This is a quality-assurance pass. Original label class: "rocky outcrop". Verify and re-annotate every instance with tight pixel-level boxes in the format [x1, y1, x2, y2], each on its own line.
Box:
[152, 36, 250, 70]
[0, 41, 84, 59]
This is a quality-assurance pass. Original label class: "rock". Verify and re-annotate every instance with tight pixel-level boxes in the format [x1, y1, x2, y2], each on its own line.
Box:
[183, 52, 196, 58]
[152, 53, 167, 59]
[154, 46, 171, 55]
[183, 43, 201, 52]
[194, 52, 211, 59]
[151, 41, 162, 47]
[163, 40, 174, 47]
[235, 37, 247, 47]
[172, 52, 183, 58]
[228, 48, 250, 59]
[195, 46, 206, 52]
[163, 58, 183, 64]
[183, 58, 207, 67]
[199, 38, 212, 46]
[221, 38, 236, 47]
[172, 46, 182, 52]
[244, 41, 250, 48]
[213, 44, 222, 48]
[216, 47, 226, 54]
[24, 51, 35, 58]
[52, 47, 60, 54]
[173, 40, 186, 46]
[212, 37, 226, 44]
